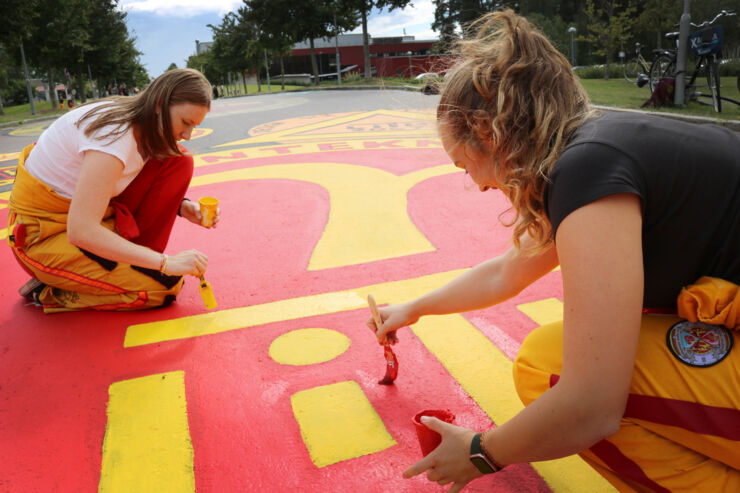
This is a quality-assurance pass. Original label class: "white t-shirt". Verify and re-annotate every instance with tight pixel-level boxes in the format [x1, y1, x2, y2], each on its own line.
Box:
[25, 102, 146, 199]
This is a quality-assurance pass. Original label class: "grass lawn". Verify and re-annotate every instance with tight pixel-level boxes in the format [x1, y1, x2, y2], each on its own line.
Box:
[580, 76, 740, 122]
[3, 77, 739, 125]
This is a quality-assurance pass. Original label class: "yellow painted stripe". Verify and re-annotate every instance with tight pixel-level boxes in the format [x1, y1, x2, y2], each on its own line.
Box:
[99, 371, 195, 493]
[291, 381, 396, 467]
[124, 270, 611, 490]
[124, 269, 464, 347]
[413, 315, 615, 492]
[517, 297, 564, 326]
[0, 228, 6, 241]
[217, 109, 434, 147]
[194, 139, 442, 168]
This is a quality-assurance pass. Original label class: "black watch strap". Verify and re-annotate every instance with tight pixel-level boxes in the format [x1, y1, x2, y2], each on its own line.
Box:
[469, 432, 501, 474]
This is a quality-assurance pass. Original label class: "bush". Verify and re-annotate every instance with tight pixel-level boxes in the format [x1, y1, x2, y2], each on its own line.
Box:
[718, 58, 740, 76]
[574, 64, 626, 79]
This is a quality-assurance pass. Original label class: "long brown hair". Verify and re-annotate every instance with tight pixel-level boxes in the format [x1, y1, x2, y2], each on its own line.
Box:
[76, 68, 211, 158]
[438, 9, 593, 253]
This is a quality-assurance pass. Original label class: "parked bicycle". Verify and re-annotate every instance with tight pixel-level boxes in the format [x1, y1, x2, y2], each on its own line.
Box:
[623, 43, 651, 85]
[650, 9, 738, 112]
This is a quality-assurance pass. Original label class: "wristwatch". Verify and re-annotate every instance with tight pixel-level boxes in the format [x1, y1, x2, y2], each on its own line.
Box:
[469, 432, 501, 474]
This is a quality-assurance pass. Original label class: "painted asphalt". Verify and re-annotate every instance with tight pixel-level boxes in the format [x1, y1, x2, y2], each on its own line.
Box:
[0, 91, 616, 492]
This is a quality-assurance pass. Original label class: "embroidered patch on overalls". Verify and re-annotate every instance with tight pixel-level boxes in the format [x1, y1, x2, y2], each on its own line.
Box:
[666, 321, 733, 367]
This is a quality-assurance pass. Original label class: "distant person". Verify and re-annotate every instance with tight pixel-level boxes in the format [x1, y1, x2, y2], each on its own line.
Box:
[212, 85, 218, 99]
[370, 10, 740, 492]
[9, 68, 219, 313]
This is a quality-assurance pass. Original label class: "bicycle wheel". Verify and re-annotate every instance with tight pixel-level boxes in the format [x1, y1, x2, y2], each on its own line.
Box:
[706, 57, 721, 112]
[649, 55, 675, 93]
[623, 59, 640, 83]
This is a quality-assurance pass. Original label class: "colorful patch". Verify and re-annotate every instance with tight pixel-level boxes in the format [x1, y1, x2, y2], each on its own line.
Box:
[666, 320, 733, 367]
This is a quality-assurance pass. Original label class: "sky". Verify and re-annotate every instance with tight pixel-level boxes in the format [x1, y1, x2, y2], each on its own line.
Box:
[119, 0, 438, 78]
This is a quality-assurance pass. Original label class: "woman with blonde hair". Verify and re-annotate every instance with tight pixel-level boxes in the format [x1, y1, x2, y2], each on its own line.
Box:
[8, 68, 219, 312]
[371, 10, 739, 492]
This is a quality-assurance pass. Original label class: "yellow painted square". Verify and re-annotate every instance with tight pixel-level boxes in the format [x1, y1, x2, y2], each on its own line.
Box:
[291, 380, 395, 467]
[517, 297, 564, 326]
[99, 371, 194, 493]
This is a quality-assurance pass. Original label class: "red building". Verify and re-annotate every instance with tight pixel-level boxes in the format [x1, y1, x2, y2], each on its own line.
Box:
[286, 33, 453, 79]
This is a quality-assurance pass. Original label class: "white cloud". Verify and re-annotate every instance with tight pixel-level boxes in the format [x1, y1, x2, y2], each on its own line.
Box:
[119, 0, 242, 17]
[361, 0, 438, 39]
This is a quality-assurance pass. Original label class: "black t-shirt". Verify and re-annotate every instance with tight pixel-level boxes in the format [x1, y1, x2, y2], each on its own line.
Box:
[545, 112, 740, 308]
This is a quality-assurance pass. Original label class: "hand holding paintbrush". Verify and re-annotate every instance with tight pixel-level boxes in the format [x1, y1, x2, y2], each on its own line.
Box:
[367, 294, 399, 385]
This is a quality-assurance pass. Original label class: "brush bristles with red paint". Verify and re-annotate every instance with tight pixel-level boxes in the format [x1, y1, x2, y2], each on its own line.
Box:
[378, 343, 398, 385]
[367, 294, 398, 385]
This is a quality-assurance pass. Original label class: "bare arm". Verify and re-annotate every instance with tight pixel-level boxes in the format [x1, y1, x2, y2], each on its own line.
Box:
[482, 193, 644, 461]
[67, 150, 207, 276]
[403, 194, 644, 490]
[374, 233, 559, 341]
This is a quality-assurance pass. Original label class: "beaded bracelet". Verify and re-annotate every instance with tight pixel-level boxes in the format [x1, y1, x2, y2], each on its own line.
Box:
[159, 253, 168, 274]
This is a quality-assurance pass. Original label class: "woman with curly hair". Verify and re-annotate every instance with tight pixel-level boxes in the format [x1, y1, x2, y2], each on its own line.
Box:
[371, 10, 739, 492]
[8, 68, 218, 312]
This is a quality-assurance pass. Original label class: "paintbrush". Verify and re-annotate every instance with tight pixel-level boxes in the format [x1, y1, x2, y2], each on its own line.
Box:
[199, 275, 217, 310]
[367, 294, 398, 385]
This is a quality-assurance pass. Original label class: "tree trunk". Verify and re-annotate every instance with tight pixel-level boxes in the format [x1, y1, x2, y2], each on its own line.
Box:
[280, 56, 285, 90]
[310, 39, 319, 86]
[0, 91, 5, 116]
[48, 65, 58, 109]
[242, 70, 248, 94]
[362, 7, 371, 79]
[77, 67, 87, 104]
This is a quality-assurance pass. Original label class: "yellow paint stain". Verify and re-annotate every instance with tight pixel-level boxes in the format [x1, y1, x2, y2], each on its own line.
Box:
[188, 127, 213, 140]
[99, 371, 195, 493]
[413, 315, 615, 492]
[8, 121, 51, 137]
[194, 138, 442, 168]
[217, 109, 435, 147]
[269, 328, 350, 365]
[124, 270, 464, 347]
[517, 298, 564, 326]
[0, 228, 7, 241]
[189, 163, 459, 270]
[291, 381, 396, 467]
[0, 152, 19, 162]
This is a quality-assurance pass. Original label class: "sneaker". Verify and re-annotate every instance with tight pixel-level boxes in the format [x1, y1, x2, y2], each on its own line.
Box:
[19, 278, 45, 300]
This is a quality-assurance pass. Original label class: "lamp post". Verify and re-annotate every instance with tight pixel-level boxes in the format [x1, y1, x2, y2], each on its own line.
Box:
[568, 27, 577, 66]
[674, 0, 691, 106]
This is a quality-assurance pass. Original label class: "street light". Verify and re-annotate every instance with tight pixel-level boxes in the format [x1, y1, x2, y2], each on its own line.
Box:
[568, 27, 577, 66]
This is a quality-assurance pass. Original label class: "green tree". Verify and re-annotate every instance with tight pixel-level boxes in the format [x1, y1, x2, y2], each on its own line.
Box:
[167, 62, 179, 71]
[208, 11, 260, 93]
[347, 0, 409, 79]
[244, 0, 302, 89]
[0, 0, 39, 113]
[582, 0, 636, 79]
[432, 0, 508, 45]
[85, 0, 147, 98]
[282, 0, 358, 85]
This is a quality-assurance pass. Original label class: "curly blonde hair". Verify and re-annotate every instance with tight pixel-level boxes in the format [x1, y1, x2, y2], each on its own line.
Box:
[438, 9, 593, 253]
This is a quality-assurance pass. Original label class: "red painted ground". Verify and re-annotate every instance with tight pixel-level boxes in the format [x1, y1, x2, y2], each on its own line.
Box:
[0, 107, 563, 492]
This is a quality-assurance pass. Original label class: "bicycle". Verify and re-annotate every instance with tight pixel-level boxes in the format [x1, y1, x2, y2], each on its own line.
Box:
[623, 43, 651, 85]
[650, 9, 738, 112]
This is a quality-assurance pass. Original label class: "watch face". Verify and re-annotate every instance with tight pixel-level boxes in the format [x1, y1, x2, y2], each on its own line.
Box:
[470, 454, 495, 474]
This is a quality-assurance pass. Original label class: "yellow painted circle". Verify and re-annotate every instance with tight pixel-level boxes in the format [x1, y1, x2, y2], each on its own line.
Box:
[269, 328, 350, 365]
